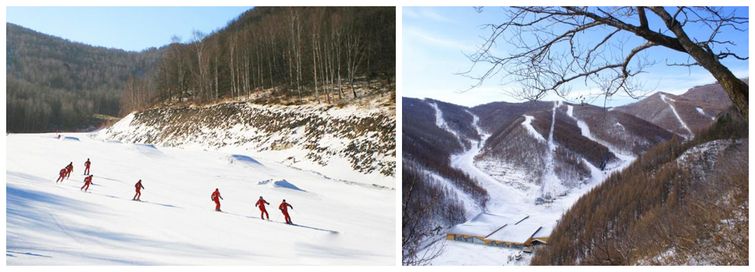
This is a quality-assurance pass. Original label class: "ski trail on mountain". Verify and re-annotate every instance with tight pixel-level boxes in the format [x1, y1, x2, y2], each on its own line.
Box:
[565, 105, 636, 164]
[426, 104, 488, 216]
[429, 102, 464, 148]
[521, 115, 546, 142]
[451, 111, 526, 213]
[539, 101, 562, 199]
[660, 94, 694, 139]
[429, 106, 528, 213]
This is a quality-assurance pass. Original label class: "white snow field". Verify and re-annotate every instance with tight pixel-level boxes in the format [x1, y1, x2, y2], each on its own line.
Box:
[6, 133, 394, 265]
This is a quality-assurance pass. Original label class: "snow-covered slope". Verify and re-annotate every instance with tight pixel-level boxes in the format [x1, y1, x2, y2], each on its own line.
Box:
[412, 98, 673, 265]
[6, 133, 394, 265]
[97, 101, 395, 188]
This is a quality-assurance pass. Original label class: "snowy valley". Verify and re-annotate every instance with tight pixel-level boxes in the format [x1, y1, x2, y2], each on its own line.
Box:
[402, 82, 742, 265]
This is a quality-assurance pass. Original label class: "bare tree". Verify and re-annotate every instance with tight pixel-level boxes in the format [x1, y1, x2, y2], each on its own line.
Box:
[402, 169, 446, 266]
[191, 30, 209, 101]
[465, 7, 748, 118]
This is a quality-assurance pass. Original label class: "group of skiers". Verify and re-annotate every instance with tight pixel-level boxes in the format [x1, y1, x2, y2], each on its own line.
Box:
[56, 159, 95, 192]
[212, 188, 295, 224]
[55, 158, 96, 192]
[55, 159, 296, 224]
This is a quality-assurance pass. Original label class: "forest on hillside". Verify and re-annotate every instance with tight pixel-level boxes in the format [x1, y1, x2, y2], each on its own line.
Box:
[6, 7, 395, 133]
[531, 109, 748, 265]
[123, 7, 395, 113]
[6, 23, 162, 132]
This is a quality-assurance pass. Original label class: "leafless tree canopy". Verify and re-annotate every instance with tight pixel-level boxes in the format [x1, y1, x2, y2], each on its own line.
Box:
[465, 7, 748, 116]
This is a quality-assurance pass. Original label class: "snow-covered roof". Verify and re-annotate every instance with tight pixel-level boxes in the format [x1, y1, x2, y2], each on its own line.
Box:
[449, 213, 548, 244]
[486, 216, 543, 244]
[448, 213, 521, 237]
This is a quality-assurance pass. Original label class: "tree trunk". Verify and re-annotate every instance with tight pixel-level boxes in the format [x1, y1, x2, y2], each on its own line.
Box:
[651, 7, 748, 119]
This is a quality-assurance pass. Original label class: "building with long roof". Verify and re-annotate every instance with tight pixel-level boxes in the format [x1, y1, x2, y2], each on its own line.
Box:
[446, 213, 550, 248]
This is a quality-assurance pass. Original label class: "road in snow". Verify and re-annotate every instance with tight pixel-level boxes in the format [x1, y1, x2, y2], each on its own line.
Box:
[6, 133, 394, 265]
[660, 94, 694, 139]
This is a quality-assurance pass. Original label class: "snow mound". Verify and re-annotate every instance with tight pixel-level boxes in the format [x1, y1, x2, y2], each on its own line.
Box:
[273, 179, 306, 192]
[132, 144, 163, 157]
[63, 136, 80, 141]
[136, 144, 157, 149]
[230, 154, 263, 166]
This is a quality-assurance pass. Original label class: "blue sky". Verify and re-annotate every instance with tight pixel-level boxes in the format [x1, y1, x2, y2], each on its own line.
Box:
[403, 7, 749, 107]
[7, 7, 251, 51]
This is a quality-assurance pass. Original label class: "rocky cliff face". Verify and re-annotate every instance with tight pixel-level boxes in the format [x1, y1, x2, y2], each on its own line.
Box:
[98, 101, 395, 186]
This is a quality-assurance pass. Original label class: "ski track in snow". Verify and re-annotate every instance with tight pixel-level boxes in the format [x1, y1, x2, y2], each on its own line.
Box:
[6, 133, 394, 265]
[660, 94, 694, 139]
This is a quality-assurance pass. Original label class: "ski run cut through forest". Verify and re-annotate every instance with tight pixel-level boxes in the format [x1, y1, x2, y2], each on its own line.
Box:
[6, 133, 394, 265]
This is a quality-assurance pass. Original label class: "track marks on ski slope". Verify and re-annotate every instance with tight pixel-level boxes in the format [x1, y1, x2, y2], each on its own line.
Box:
[211, 210, 340, 234]
[660, 94, 694, 139]
[244, 215, 339, 234]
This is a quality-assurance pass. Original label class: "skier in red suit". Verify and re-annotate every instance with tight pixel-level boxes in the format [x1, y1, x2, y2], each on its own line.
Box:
[65, 162, 73, 179]
[81, 175, 93, 192]
[56, 168, 67, 183]
[84, 158, 91, 175]
[133, 179, 145, 201]
[211, 188, 223, 211]
[279, 199, 294, 224]
[255, 196, 270, 220]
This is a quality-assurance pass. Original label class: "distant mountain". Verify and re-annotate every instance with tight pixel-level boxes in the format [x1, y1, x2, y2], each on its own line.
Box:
[6, 23, 163, 132]
[615, 81, 740, 139]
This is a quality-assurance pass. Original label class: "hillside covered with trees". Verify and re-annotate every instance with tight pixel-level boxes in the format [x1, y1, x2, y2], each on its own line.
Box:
[7, 7, 395, 132]
[124, 7, 395, 112]
[6, 23, 162, 132]
[532, 109, 748, 265]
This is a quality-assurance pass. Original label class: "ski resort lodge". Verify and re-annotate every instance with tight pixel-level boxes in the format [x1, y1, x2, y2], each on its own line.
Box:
[446, 213, 550, 249]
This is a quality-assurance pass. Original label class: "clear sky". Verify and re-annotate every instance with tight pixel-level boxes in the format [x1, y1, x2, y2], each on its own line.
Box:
[7, 6, 251, 52]
[403, 7, 749, 107]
